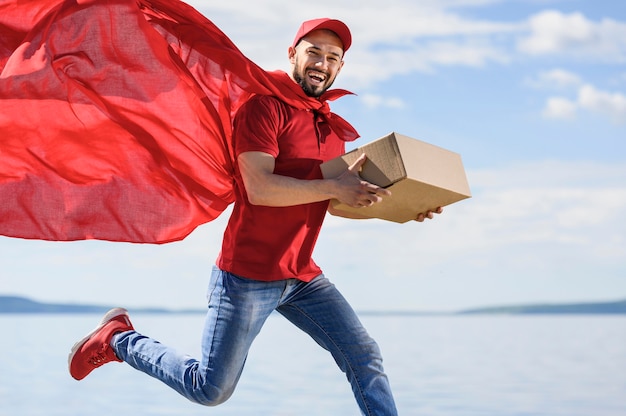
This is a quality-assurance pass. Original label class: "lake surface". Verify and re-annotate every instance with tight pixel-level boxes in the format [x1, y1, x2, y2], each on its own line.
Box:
[1, 314, 625, 415]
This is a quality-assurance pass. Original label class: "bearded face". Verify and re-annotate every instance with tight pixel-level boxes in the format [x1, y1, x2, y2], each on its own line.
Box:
[289, 30, 344, 98]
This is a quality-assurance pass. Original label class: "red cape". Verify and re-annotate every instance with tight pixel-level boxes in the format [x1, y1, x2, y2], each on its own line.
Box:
[0, 0, 358, 243]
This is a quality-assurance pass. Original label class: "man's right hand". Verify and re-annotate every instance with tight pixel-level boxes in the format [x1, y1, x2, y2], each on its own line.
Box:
[332, 154, 391, 208]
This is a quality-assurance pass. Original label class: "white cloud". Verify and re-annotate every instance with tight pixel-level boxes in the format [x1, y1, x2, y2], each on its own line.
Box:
[543, 96, 577, 120]
[456, 160, 626, 251]
[542, 83, 626, 124]
[345, 4, 518, 42]
[518, 10, 626, 62]
[360, 94, 406, 110]
[527, 68, 582, 90]
[343, 39, 509, 87]
[578, 84, 626, 123]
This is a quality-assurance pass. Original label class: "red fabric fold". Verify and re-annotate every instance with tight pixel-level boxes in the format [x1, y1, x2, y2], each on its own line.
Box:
[0, 0, 358, 243]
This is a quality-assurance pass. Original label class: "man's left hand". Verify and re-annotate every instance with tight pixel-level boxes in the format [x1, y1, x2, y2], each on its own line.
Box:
[415, 206, 443, 222]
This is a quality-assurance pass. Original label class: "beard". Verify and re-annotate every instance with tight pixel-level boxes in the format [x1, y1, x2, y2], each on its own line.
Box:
[292, 66, 335, 98]
[293, 70, 324, 98]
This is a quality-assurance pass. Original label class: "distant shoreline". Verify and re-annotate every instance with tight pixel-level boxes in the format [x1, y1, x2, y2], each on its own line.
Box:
[1, 295, 625, 315]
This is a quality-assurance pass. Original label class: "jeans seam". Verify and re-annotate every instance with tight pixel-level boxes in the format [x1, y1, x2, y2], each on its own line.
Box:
[204, 272, 226, 372]
[289, 304, 373, 416]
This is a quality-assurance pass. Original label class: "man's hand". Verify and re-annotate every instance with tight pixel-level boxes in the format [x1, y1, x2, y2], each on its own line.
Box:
[332, 154, 391, 208]
[415, 206, 443, 222]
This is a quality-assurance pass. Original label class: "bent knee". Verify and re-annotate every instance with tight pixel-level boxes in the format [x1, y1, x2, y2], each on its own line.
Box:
[190, 387, 235, 407]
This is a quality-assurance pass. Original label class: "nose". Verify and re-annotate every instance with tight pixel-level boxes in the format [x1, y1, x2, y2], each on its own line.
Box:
[314, 57, 330, 70]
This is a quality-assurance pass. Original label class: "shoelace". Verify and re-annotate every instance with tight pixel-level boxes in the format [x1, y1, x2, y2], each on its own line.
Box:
[87, 344, 110, 366]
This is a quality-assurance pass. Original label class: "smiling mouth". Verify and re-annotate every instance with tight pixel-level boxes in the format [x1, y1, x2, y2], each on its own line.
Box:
[307, 69, 327, 85]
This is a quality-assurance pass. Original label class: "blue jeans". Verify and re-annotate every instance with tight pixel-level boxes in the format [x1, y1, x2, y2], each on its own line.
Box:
[113, 266, 398, 415]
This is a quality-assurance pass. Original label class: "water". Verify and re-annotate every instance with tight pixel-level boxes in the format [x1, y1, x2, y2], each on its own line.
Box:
[1, 314, 625, 415]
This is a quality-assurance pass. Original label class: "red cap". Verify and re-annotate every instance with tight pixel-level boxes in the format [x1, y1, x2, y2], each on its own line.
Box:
[292, 18, 352, 53]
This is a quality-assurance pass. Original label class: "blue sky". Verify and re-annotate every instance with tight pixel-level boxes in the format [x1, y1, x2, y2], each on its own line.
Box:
[1, 0, 625, 312]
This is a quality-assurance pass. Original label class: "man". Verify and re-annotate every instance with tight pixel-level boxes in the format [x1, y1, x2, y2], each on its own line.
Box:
[68, 18, 440, 415]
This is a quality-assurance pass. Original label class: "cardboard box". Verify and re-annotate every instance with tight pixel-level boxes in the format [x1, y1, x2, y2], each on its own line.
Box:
[320, 132, 471, 223]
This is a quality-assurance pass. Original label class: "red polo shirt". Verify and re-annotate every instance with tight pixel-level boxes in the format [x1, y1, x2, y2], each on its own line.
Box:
[216, 93, 347, 281]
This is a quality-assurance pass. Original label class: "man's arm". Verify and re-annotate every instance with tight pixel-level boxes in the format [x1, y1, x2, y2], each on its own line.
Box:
[237, 151, 390, 207]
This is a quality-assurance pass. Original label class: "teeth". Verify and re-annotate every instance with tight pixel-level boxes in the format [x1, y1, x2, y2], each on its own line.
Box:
[308, 70, 326, 81]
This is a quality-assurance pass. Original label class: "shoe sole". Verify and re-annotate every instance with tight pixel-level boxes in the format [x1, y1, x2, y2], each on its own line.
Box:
[67, 307, 130, 370]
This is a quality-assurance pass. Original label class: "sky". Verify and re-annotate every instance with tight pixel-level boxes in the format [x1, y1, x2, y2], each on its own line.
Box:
[1, 0, 625, 312]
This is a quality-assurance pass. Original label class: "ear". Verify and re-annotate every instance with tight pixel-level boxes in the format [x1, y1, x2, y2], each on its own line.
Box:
[287, 46, 297, 63]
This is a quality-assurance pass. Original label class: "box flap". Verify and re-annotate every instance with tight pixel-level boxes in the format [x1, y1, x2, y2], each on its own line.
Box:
[319, 133, 406, 187]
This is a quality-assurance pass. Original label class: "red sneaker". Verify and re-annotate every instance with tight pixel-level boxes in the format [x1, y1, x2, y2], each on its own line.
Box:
[68, 307, 134, 380]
